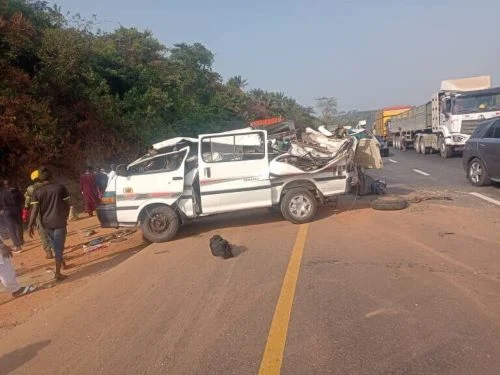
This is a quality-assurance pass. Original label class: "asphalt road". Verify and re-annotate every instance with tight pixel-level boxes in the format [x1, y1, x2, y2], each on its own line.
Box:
[369, 148, 500, 202]
[1, 152, 500, 375]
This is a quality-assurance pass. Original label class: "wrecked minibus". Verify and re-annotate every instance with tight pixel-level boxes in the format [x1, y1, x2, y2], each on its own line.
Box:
[97, 128, 379, 242]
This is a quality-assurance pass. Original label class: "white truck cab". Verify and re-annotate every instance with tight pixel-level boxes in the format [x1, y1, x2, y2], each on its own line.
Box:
[391, 75, 500, 158]
[97, 129, 357, 242]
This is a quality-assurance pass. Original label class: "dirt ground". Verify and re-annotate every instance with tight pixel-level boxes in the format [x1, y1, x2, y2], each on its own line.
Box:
[0, 215, 147, 336]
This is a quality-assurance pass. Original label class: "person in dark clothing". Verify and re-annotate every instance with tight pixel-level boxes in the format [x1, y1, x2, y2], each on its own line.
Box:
[95, 168, 109, 197]
[25, 169, 54, 259]
[28, 168, 71, 281]
[0, 180, 24, 253]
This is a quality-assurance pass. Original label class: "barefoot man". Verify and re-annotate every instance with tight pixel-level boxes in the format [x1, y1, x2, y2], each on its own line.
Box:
[28, 168, 71, 281]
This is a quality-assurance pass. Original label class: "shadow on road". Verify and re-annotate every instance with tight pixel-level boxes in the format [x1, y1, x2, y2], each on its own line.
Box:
[175, 195, 375, 241]
[61, 243, 148, 284]
[231, 245, 248, 257]
[0, 340, 51, 374]
[175, 209, 288, 240]
[14, 241, 148, 290]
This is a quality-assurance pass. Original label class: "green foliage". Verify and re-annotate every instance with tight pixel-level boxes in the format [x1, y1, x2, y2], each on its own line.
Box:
[0, 0, 317, 184]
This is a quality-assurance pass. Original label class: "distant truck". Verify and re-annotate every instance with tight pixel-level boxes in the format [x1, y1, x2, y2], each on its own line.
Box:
[372, 106, 412, 142]
[388, 75, 500, 158]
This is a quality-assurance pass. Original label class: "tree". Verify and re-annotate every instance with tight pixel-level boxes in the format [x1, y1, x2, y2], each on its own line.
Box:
[227, 75, 248, 91]
[315, 96, 338, 125]
[0, 0, 317, 185]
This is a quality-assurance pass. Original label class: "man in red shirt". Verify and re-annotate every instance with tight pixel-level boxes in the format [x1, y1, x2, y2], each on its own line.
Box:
[80, 166, 100, 216]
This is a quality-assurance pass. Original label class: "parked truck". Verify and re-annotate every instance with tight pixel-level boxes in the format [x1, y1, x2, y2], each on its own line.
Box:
[97, 128, 379, 242]
[388, 75, 500, 158]
[372, 106, 412, 142]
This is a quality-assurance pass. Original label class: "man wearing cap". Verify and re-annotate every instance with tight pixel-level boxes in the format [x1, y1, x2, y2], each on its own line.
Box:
[28, 167, 71, 281]
[24, 169, 54, 259]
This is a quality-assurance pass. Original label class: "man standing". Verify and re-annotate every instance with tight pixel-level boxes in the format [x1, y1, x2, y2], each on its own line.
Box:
[24, 169, 54, 259]
[1, 236, 36, 297]
[80, 166, 100, 216]
[29, 168, 71, 281]
[0, 180, 24, 253]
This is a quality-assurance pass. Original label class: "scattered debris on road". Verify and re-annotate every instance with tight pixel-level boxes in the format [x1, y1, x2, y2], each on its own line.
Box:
[79, 229, 96, 238]
[358, 171, 387, 196]
[407, 196, 453, 203]
[83, 243, 108, 254]
[438, 231, 455, 237]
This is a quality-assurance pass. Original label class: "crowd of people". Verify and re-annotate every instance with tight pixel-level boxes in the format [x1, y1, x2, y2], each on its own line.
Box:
[0, 164, 116, 298]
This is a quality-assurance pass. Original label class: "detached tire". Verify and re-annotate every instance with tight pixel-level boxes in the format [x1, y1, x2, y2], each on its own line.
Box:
[140, 205, 179, 242]
[371, 196, 408, 211]
[281, 188, 317, 224]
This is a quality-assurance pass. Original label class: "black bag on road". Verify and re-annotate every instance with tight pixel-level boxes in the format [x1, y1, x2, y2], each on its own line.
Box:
[209, 235, 233, 259]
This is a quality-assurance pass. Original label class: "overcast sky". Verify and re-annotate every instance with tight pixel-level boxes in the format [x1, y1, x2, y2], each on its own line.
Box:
[55, 0, 500, 111]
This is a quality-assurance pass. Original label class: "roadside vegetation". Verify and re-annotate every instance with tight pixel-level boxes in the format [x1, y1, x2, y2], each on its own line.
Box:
[0, 0, 317, 184]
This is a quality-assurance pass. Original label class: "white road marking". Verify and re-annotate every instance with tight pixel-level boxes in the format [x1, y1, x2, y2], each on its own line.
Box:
[412, 169, 430, 176]
[389, 159, 398, 163]
[469, 192, 500, 207]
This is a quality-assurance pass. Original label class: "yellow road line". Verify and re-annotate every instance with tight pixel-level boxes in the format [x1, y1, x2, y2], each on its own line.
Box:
[258, 224, 309, 375]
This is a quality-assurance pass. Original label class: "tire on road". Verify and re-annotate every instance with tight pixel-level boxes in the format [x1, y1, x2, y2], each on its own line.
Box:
[371, 196, 408, 211]
[468, 158, 491, 187]
[281, 188, 317, 224]
[140, 204, 179, 242]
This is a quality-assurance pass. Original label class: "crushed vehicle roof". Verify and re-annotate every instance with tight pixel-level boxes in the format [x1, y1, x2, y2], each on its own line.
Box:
[153, 137, 198, 150]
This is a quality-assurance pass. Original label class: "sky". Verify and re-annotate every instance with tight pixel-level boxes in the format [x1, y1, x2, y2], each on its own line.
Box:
[54, 0, 500, 112]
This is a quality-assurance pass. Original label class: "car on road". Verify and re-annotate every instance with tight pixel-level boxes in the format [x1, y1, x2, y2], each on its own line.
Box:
[463, 117, 500, 186]
[375, 135, 389, 157]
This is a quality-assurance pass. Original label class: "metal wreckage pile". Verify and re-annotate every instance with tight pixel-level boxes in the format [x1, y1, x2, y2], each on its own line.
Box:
[251, 118, 384, 195]
[140, 117, 385, 195]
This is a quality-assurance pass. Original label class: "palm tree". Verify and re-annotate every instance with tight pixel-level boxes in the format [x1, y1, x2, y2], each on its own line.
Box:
[227, 75, 248, 91]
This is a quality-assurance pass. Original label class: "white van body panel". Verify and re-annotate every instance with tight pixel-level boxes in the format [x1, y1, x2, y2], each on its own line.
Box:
[115, 148, 189, 224]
